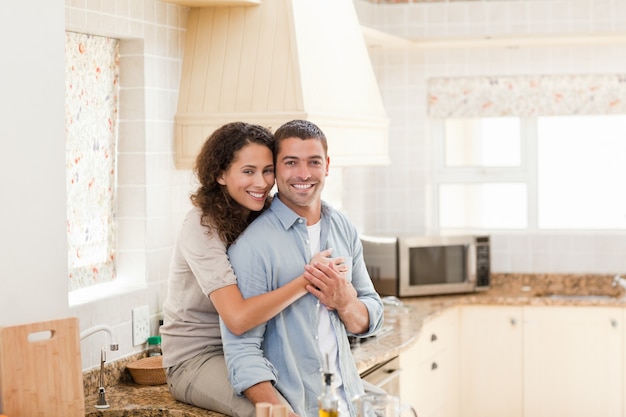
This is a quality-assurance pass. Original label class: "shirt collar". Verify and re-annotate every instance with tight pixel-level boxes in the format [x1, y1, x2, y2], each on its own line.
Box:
[269, 194, 333, 230]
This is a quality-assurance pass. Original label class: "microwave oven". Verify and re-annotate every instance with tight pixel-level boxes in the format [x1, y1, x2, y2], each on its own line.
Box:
[360, 235, 490, 297]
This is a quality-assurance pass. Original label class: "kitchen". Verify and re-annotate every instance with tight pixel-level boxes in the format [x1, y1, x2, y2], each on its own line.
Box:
[1, 0, 626, 416]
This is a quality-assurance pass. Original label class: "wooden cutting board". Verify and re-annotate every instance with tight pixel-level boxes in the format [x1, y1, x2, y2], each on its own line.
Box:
[0, 317, 85, 417]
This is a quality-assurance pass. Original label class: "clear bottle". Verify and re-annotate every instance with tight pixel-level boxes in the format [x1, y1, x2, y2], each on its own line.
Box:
[318, 369, 339, 417]
[147, 335, 162, 357]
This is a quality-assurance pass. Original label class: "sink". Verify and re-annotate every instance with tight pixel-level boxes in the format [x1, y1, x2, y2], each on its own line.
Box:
[546, 294, 619, 301]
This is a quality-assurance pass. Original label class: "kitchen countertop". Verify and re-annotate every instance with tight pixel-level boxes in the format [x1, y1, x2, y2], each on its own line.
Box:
[85, 273, 626, 416]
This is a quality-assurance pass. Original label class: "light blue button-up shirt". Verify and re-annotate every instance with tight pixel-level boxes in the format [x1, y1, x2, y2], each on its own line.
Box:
[221, 196, 384, 417]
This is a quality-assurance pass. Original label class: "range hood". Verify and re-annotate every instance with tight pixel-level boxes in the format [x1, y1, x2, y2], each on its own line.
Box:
[172, 0, 389, 169]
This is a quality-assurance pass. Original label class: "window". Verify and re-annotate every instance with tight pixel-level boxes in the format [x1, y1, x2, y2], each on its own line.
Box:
[537, 115, 626, 230]
[433, 115, 626, 232]
[65, 32, 120, 291]
[444, 118, 521, 167]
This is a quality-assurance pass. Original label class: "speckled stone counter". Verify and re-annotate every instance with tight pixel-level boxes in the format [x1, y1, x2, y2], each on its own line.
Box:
[84, 383, 221, 416]
[352, 273, 626, 372]
[85, 273, 625, 416]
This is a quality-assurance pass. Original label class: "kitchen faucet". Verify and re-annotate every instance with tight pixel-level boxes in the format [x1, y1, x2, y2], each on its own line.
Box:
[612, 275, 626, 291]
[80, 324, 119, 351]
[80, 324, 119, 409]
[94, 348, 110, 409]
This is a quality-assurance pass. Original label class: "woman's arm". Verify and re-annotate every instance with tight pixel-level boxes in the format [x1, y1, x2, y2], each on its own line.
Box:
[211, 249, 344, 335]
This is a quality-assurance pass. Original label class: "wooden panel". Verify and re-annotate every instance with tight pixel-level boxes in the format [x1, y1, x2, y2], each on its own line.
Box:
[173, 0, 390, 169]
[0, 318, 84, 417]
[204, 8, 229, 113]
[161, 0, 261, 6]
[264, 0, 297, 112]
[220, 8, 246, 112]
[234, 5, 262, 111]
[182, 8, 213, 113]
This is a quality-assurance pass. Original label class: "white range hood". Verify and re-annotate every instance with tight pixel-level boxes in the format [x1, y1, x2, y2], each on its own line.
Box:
[172, 0, 389, 169]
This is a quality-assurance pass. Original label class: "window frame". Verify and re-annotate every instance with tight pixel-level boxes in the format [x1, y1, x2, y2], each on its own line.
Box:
[431, 117, 539, 234]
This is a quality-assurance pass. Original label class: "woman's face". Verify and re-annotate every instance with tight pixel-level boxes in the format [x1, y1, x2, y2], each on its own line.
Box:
[217, 142, 275, 213]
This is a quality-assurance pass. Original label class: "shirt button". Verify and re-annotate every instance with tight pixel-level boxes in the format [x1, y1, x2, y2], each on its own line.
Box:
[314, 335, 319, 340]
[298, 219, 303, 223]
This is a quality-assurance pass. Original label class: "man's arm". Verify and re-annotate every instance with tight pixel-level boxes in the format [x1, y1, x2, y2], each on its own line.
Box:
[244, 381, 284, 405]
[220, 238, 278, 399]
[245, 382, 300, 417]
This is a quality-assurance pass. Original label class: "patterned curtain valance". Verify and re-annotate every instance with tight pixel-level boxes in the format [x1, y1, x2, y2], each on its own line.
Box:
[428, 74, 626, 118]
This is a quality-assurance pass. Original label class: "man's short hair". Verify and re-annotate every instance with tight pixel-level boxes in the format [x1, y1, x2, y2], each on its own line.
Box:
[273, 119, 328, 157]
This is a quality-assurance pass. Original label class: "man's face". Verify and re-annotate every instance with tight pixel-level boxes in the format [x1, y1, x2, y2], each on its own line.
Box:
[275, 137, 329, 217]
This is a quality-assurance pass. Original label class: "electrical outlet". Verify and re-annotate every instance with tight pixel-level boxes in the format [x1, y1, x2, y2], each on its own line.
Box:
[132, 305, 150, 346]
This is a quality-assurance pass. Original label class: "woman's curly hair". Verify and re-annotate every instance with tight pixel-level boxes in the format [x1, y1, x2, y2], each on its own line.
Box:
[191, 122, 274, 247]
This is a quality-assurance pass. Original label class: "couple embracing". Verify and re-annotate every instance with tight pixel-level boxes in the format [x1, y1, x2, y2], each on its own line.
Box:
[161, 119, 384, 417]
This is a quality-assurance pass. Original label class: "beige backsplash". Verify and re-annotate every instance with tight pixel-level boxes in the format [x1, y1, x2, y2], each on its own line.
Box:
[83, 351, 147, 397]
[489, 273, 623, 298]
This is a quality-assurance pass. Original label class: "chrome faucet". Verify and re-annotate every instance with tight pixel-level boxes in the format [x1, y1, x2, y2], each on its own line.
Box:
[612, 275, 626, 290]
[95, 348, 110, 409]
[80, 324, 119, 409]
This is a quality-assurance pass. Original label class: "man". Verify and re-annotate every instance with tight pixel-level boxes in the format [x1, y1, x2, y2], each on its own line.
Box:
[220, 119, 384, 417]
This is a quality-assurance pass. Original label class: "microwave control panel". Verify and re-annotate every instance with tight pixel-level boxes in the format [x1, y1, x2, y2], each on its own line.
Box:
[475, 236, 491, 289]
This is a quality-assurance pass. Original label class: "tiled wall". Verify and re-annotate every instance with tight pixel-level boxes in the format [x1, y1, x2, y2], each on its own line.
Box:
[348, 0, 626, 275]
[67, 0, 626, 369]
[65, 0, 193, 370]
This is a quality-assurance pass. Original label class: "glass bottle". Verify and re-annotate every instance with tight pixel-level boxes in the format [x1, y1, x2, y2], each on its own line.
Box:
[147, 335, 162, 357]
[318, 369, 339, 417]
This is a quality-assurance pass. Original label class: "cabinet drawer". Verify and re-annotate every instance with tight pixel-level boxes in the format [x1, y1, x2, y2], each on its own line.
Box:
[413, 349, 448, 417]
[414, 309, 457, 360]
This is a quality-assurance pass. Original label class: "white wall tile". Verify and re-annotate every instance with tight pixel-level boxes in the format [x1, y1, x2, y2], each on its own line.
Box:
[350, 0, 626, 276]
[66, 0, 188, 369]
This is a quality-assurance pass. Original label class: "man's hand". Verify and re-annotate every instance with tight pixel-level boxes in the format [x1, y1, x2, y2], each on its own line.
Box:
[244, 382, 301, 417]
[304, 262, 356, 310]
[303, 262, 369, 334]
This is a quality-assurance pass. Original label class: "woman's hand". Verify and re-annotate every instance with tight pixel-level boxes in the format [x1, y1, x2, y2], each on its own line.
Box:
[309, 248, 348, 275]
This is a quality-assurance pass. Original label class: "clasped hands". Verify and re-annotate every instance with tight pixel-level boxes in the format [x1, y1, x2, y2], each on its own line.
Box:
[304, 248, 358, 311]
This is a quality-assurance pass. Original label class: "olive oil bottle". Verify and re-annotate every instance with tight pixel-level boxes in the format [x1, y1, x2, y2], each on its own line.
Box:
[318, 355, 339, 417]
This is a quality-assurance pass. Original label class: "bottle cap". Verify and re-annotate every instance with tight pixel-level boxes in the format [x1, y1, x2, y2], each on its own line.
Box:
[147, 335, 161, 345]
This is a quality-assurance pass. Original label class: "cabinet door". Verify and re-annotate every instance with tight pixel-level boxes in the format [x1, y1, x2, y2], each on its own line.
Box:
[400, 307, 459, 417]
[524, 306, 622, 417]
[459, 305, 523, 417]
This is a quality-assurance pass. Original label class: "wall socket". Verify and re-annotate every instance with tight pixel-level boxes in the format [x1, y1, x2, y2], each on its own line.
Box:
[132, 305, 150, 346]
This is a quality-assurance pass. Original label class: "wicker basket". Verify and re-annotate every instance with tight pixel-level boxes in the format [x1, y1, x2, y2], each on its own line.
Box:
[127, 355, 167, 385]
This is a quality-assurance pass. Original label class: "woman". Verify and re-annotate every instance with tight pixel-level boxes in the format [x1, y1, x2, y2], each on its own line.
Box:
[161, 122, 341, 417]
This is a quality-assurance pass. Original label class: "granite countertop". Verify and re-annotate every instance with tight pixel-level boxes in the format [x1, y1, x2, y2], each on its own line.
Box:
[84, 383, 222, 416]
[85, 273, 625, 416]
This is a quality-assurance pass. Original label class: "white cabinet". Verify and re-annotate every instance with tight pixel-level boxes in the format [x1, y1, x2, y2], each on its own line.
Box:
[405, 303, 623, 417]
[523, 306, 622, 417]
[400, 307, 459, 417]
[459, 305, 523, 417]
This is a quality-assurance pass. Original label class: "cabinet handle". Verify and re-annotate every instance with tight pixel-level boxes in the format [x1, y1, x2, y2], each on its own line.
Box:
[510, 318, 517, 326]
[431, 362, 438, 371]
[611, 319, 618, 328]
[430, 334, 437, 342]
